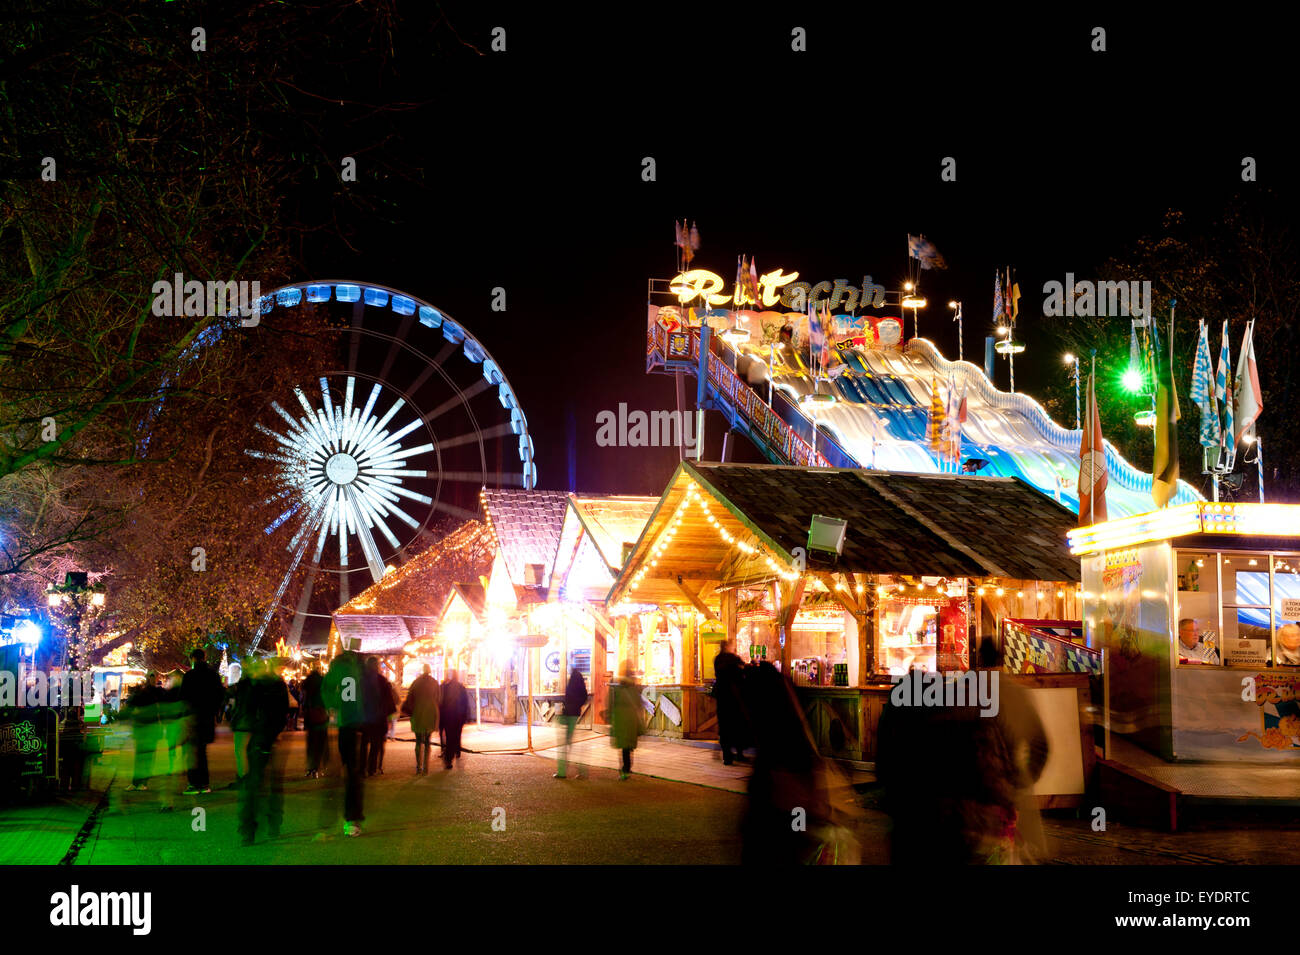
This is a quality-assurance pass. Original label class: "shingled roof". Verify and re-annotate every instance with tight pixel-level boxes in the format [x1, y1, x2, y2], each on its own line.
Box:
[690, 464, 1081, 582]
[480, 489, 571, 589]
[608, 462, 1081, 606]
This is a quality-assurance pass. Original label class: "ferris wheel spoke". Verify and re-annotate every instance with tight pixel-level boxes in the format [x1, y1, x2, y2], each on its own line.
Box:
[432, 499, 483, 522]
[424, 378, 491, 422]
[347, 300, 364, 372]
[345, 487, 388, 581]
[379, 314, 416, 382]
[287, 560, 322, 645]
[440, 471, 527, 487]
[437, 422, 515, 450]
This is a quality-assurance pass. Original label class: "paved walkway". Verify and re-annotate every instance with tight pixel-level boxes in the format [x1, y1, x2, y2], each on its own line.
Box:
[456, 721, 876, 795]
[1107, 736, 1300, 801]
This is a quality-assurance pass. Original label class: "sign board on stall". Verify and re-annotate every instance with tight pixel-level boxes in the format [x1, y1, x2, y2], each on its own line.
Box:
[1223, 638, 1269, 668]
[1281, 599, 1300, 620]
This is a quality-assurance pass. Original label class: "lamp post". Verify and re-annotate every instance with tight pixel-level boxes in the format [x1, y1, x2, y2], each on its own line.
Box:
[1064, 353, 1081, 429]
[949, 300, 963, 363]
[902, 283, 927, 341]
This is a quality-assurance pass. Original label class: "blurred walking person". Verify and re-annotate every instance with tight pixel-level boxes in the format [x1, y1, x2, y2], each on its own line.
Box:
[157, 674, 186, 811]
[713, 638, 748, 765]
[401, 664, 441, 775]
[361, 656, 397, 775]
[554, 666, 588, 779]
[238, 658, 290, 846]
[124, 673, 161, 792]
[323, 638, 368, 837]
[440, 668, 469, 769]
[181, 648, 223, 795]
[229, 658, 261, 789]
[610, 666, 642, 780]
[740, 661, 861, 864]
[302, 663, 329, 778]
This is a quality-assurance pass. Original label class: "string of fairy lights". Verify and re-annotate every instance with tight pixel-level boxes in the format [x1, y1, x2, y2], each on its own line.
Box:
[627, 481, 801, 596]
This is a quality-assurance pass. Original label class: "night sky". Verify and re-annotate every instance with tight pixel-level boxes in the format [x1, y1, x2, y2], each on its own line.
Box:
[280, 7, 1295, 499]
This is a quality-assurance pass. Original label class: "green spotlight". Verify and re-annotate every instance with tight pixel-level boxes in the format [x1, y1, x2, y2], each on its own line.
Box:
[1122, 368, 1144, 393]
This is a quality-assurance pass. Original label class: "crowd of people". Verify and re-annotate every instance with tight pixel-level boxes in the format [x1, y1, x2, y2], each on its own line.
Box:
[119, 644, 479, 843]
[711, 636, 1050, 865]
[115, 635, 1049, 862]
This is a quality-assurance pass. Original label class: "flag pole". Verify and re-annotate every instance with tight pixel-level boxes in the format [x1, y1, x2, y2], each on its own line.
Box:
[1257, 438, 1265, 503]
[1090, 354, 1096, 527]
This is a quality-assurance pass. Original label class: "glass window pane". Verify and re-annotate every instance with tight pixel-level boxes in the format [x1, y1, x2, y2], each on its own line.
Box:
[1177, 614, 1222, 665]
[1221, 608, 1271, 667]
[1272, 556, 1300, 666]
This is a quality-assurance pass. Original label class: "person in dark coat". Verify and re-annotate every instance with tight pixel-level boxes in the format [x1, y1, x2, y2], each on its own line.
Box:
[124, 673, 161, 791]
[360, 656, 397, 776]
[322, 640, 368, 837]
[609, 667, 642, 780]
[401, 665, 441, 775]
[740, 661, 860, 864]
[238, 658, 290, 846]
[439, 669, 469, 769]
[229, 658, 261, 788]
[180, 649, 223, 794]
[302, 664, 329, 778]
[713, 639, 748, 765]
[555, 667, 588, 779]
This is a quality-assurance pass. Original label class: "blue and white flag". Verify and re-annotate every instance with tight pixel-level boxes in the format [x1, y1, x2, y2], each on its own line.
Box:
[907, 235, 947, 270]
[1215, 320, 1235, 470]
[1190, 321, 1219, 449]
[807, 300, 825, 377]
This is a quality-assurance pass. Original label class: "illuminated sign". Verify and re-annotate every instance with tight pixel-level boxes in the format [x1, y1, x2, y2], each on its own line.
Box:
[1069, 502, 1300, 555]
[671, 269, 887, 311]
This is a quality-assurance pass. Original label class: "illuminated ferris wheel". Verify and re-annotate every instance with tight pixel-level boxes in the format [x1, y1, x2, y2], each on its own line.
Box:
[245, 281, 536, 649]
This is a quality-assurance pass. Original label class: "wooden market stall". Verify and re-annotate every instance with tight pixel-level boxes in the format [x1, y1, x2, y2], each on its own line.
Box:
[547, 494, 659, 729]
[607, 461, 1084, 759]
[478, 488, 572, 726]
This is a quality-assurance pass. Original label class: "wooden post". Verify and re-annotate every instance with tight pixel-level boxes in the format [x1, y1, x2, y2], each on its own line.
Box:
[722, 588, 738, 651]
[777, 576, 807, 674]
[682, 611, 697, 685]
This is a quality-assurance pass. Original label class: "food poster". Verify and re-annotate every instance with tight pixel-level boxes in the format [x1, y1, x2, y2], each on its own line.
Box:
[1173, 668, 1300, 760]
[1089, 544, 1173, 758]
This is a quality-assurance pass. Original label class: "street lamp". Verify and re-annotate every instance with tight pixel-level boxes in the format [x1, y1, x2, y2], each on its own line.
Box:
[1064, 353, 1081, 429]
[901, 282, 927, 339]
[949, 300, 963, 363]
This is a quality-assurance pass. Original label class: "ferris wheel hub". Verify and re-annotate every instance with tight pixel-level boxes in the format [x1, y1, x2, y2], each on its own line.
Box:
[324, 452, 360, 486]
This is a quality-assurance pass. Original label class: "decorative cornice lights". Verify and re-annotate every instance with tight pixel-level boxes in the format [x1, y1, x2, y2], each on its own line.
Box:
[625, 482, 801, 596]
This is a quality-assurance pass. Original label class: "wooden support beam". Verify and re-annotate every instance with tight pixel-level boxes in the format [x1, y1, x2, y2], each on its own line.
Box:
[676, 580, 720, 623]
[587, 605, 621, 651]
[776, 576, 807, 673]
[815, 571, 861, 616]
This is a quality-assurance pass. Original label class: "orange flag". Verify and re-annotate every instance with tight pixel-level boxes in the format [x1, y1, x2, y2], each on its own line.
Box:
[1078, 362, 1109, 525]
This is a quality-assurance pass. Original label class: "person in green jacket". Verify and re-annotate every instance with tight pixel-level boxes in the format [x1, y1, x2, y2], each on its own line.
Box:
[610, 666, 643, 781]
[401, 665, 441, 776]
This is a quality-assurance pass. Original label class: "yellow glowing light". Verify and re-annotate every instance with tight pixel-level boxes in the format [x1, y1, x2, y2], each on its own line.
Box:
[670, 269, 732, 306]
[995, 588, 1004, 597]
[1057, 590, 1065, 598]
[758, 269, 799, 307]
